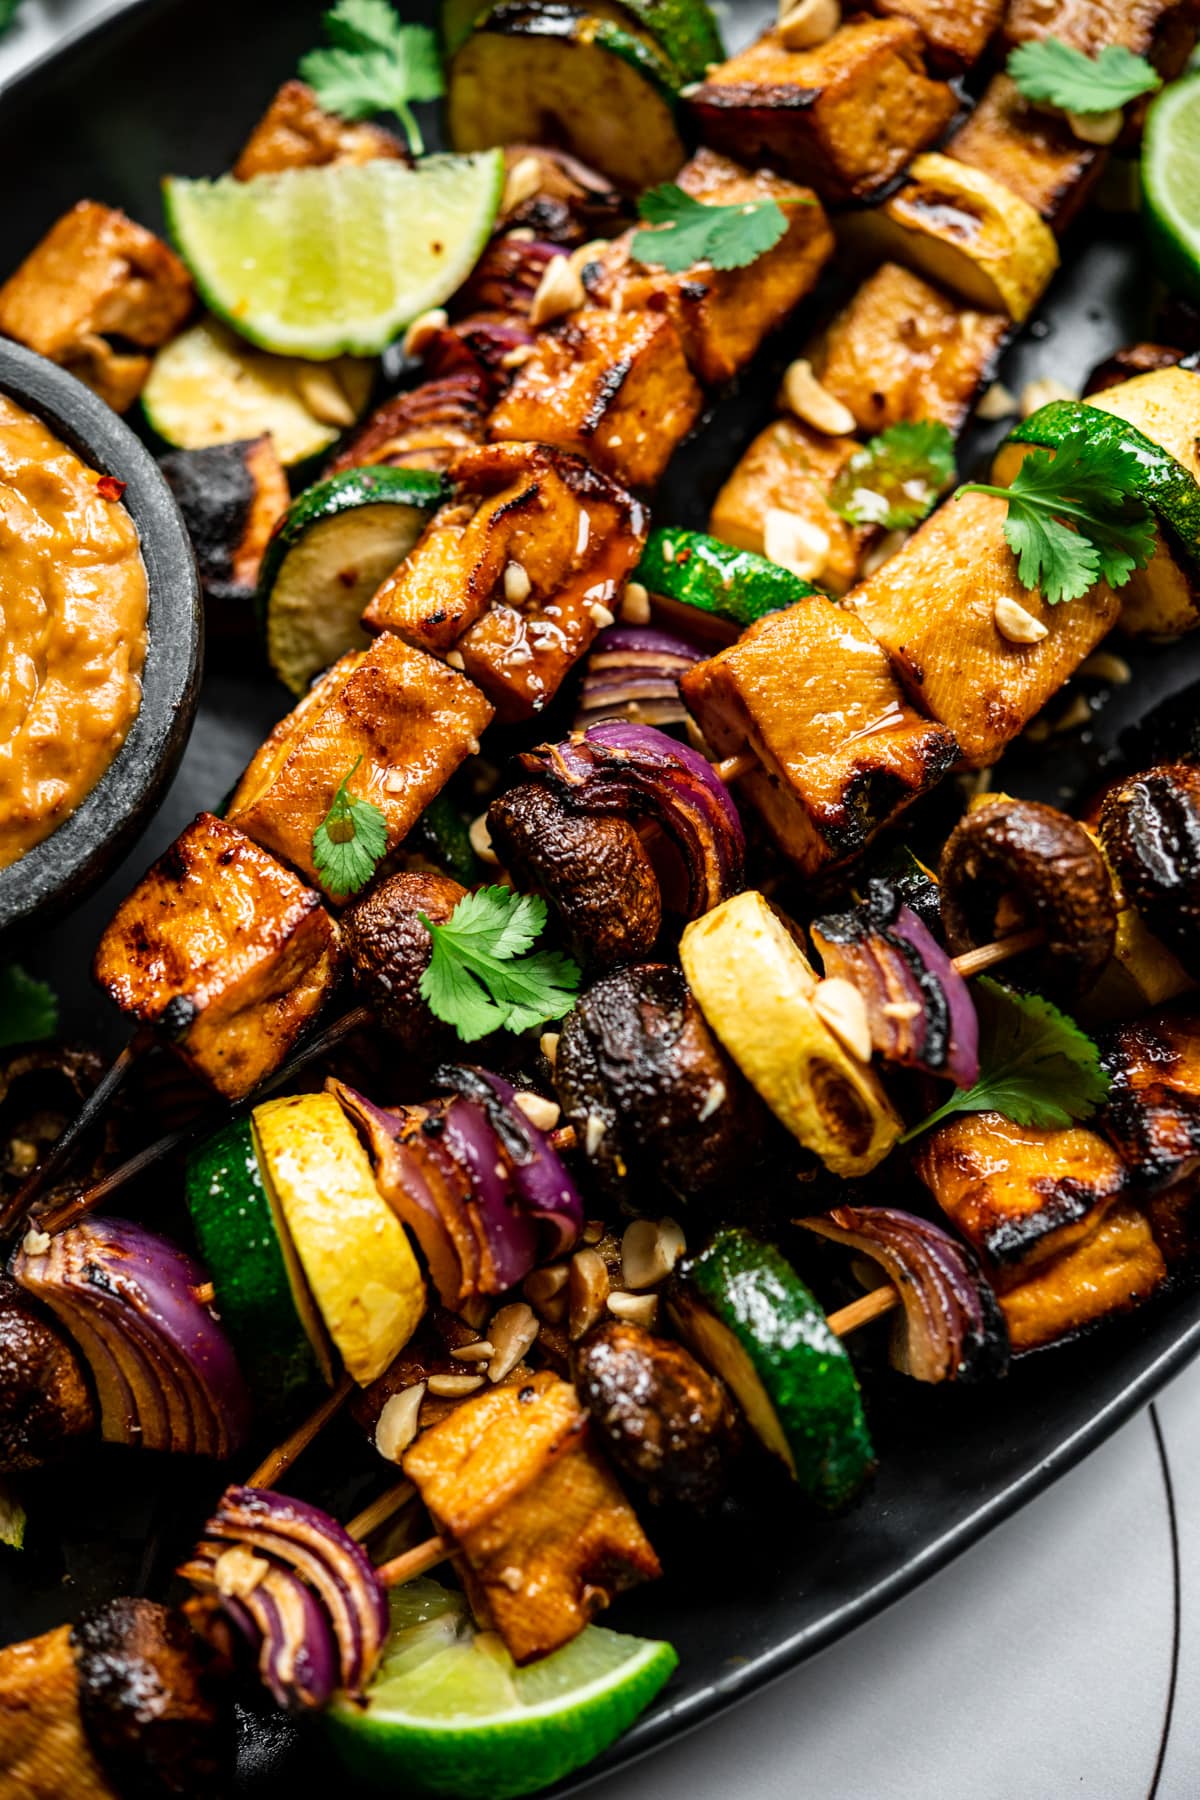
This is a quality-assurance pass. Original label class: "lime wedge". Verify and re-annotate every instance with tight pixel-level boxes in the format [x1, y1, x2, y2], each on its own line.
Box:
[163, 152, 505, 359]
[321, 1579, 677, 1798]
[1143, 74, 1200, 304]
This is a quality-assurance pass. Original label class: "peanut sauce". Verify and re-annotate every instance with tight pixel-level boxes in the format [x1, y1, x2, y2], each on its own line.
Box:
[0, 394, 147, 868]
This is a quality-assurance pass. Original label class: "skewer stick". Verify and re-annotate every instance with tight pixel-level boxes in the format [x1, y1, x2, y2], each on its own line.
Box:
[826, 1284, 899, 1336]
[346, 1480, 416, 1542]
[375, 1535, 449, 1588]
[246, 1374, 355, 1490]
[714, 750, 756, 785]
[950, 925, 1044, 978]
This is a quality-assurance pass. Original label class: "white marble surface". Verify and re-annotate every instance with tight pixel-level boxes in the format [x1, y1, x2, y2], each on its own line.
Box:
[4, 3, 1200, 1794]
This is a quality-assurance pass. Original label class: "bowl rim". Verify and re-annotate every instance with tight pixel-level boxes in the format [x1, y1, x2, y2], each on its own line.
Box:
[0, 336, 202, 933]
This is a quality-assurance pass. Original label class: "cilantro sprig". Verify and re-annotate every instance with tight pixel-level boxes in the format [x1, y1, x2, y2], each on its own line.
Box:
[830, 420, 956, 530]
[1008, 36, 1160, 117]
[419, 885, 581, 1042]
[0, 965, 57, 1050]
[901, 979, 1110, 1143]
[0, 1, 23, 38]
[311, 756, 389, 900]
[960, 431, 1157, 606]
[630, 184, 793, 274]
[299, 0, 444, 156]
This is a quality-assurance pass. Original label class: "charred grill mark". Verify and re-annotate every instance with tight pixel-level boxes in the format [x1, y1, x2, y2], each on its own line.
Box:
[581, 357, 634, 436]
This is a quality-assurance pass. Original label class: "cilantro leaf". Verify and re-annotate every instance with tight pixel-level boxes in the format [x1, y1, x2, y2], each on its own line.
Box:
[300, 0, 443, 154]
[1008, 37, 1160, 115]
[631, 184, 792, 274]
[0, 1478, 25, 1552]
[960, 430, 1157, 605]
[311, 756, 389, 900]
[419, 885, 581, 1041]
[830, 420, 956, 530]
[901, 979, 1110, 1143]
[0, 965, 57, 1050]
[0, 1, 23, 38]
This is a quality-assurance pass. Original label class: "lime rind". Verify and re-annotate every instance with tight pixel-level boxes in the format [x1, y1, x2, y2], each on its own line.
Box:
[1143, 73, 1200, 305]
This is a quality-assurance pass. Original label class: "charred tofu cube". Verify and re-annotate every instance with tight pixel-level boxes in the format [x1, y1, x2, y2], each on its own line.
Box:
[847, 490, 1121, 767]
[158, 436, 289, 630]
[865, 0, 1005, 74]
[807, 262, 1009, 436]
[1099, 1012, 1200, 1195]
[947, 76, 1106, 230]
[0, 202, 193, 412]
[708, 416, 874, 595]
[913, 1111, 1128, 1268]
[487, 307, 703, 490]
[992, 1202, 1166, 1352]
[228, 637, 493, 888]
[404, 1371, 660, 1665]
[233, 79, 406, 179]
[680, 597, 958, 875]
[583, 150, 834, 386]
[1004, 0, 1197, 66]
[325, 371, 490, 477]
[685, 19, 958, 204]
[93, 815, 342, 1101]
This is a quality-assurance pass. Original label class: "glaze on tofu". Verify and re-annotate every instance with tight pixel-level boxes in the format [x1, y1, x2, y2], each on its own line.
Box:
[0, 202, 193, 412]
[487, 306, 704, 490]
[228, 638, 494, 884]
[93, 815, 343, 1101]
[685, 19, 958, 204]
[1100, 1011, 1200, 1195]
[233, 79, 406, 179]
[947, 76, 1106, 230]
[1003, 0, 1199, 68]
[583, 149, 834, 386]
[847, 489, 1121, 767]
[708, 417, 873, 596]
[993, 1203, 1166, 1352]
[680, 597, 958, 875]
[865, 0, 1005, 74]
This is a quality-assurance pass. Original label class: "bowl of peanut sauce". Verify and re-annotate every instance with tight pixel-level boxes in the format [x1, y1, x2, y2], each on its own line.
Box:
[0, 339, 201, 934]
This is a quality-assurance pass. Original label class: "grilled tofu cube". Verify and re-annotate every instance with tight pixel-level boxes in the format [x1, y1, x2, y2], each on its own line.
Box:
[404, 1371, 660, 1665]
[849, 154, 1059, 325]
[686, 19, 958, 204]
[1004, 0, 1197, 64]
[993, 1202, 1166, 1352]
[708, 417, 874, 595]
[93, 815, 342, 1101]
[0, 1624, 111, 1800]
[228, 637, 493, 887]
[1100, 1011, 1200, 1195]
[913, 1111, 1128, 1268]
[847, 490, 1121, 767]
[487, 306, 703, 490]
[947, 76, 1106, 230]
[680, 597, 958, 874]
[807, 262, 1009, 436]
[233, 79, 406, 179]
[583, 150, 834, 386]
[158, 436, 289, 630]
[865, 0, 1005, 75]
[0, 201, 193, 412]
[325, 371, 490, 476]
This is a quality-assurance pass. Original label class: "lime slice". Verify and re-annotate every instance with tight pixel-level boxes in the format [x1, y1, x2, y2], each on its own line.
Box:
[321, 1579, 677, 1798]
[163, 153, 505, 359]
[1143, 73, 1200, 304]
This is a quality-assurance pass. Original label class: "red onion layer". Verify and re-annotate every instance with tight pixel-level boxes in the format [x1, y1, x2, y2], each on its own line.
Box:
[436, 1065, 584, 1259]
[441, 1096, 541, 1292]
[575, 625, 704, 732]
[182, 1541, 338, 1713]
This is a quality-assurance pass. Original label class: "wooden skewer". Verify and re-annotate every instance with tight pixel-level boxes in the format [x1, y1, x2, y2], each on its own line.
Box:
[246, 1374, 355, 1490]
[375, 1535, 449, 1588]
[950, 925, 1044, 978]
[826, 1283, 899, 1336]
[714, 750, 756, 785]
[346, 1479, 416, 1542]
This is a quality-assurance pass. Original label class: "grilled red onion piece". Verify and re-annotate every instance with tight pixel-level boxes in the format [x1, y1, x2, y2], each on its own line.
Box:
[11, 1217, 250, 1458]
[455, 236, 565, 317]
[574, 625, 704, 732]
[205, 1487, 388, 1696]
[798, 1206, 1008, 1384]
[183, 1542, 337, 1713]
[441, 1097, 541, 1292]
[518, 721, 745, 919]
[812, 880, 979, 1088]
[436, 1065, 584, 1258]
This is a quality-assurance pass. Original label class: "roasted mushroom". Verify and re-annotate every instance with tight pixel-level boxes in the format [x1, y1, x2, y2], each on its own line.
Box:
[0, 1044, 114, 1211]
[496, 144, 626, 245]
[555, 963, 759, 1204]
[939, 797, 1117, 996]
[574, 1319, 740, 1509]
[158, 437, 288, 630]
[1084, 343, 1187, 396]
[0, 1273, 96, 1472]
[342, 869, 467, 1056]
[1099, 763, 1200, 979]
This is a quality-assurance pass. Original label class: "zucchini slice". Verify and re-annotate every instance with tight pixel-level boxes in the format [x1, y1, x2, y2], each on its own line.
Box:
[259, 465, 446, 695]
[185, 1118, 333, 1410]
[442, 0, 723, 81]
[407, 791, 483, 887]
[448, 3, 687, 193]
[143, 316, 376, 466]
[669, 1227, 874, 1509]
[636, 527, 819, 640]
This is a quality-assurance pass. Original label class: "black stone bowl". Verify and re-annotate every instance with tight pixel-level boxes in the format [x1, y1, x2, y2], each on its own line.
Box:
[0, 338, 201, 935]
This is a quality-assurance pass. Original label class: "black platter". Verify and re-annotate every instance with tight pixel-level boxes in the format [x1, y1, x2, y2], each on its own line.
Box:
[3, 3, 1200, 1794]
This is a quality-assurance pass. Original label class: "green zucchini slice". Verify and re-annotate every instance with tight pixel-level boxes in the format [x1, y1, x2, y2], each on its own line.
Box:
[636, 528, 819, 640]
[408, 791, 483, 887]
[258, 466, 446, 695]
[448, 3, 687, 193]
[669, 1227, 875, 1510]
[442, 0, 723, 81]
[185, 1118, 333, 1411]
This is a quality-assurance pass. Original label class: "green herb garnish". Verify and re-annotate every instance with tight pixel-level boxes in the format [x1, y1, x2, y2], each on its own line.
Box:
[311, 755, 389, 899]
[1008, 36, 1160, 116]
[0, 965, 58, 1050]
[901, 979, 1110, 1143]
[830, 420, 956, 530]
[960, 431, 1157, 605]
[419, 885, 581, 1042]
[0, 1479, 25, 1552]
[0, 1, 24, 38]
[631, 184, 791, 273]
[300, 0, 444, 156]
